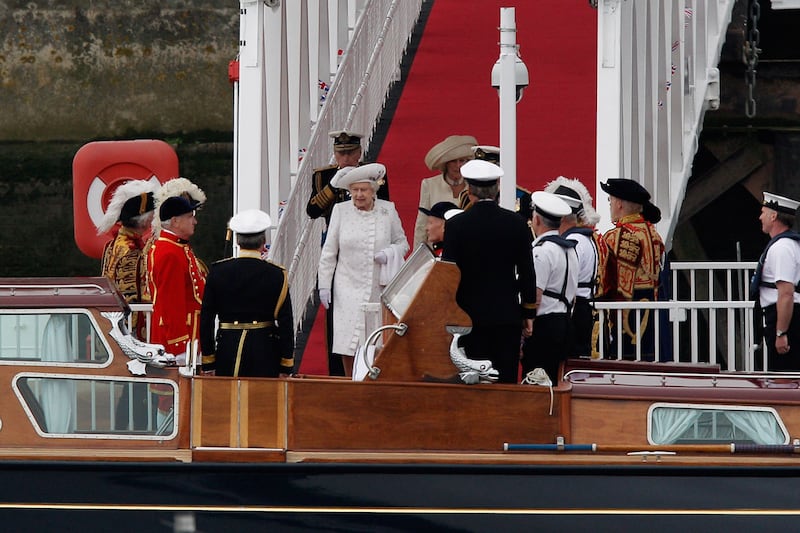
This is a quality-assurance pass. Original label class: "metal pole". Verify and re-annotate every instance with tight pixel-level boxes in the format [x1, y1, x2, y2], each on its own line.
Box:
[498, 7, 517, 210]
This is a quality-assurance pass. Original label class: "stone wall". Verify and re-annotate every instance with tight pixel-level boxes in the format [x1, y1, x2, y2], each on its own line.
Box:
[0, 2, 238, 276]
[0, 1, 238, 141]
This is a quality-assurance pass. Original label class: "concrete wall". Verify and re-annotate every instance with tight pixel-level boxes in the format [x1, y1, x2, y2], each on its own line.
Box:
[0, 1, 239, 141]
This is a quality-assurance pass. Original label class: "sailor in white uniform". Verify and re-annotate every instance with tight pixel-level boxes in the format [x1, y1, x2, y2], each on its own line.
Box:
[752, 191, 800, 371]
[521, 192, 579, 383]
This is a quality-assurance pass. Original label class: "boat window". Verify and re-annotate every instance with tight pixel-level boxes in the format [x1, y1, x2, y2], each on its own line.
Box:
[0, 311, 110, 364]
[648, 403, 789, 445]
[14, 375, 176, 439]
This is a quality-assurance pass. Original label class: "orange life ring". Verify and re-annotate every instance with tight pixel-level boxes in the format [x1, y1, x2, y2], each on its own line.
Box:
[73, 140, 179, 258]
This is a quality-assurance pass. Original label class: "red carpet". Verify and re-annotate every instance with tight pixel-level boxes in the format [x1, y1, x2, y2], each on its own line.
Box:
[300, 1, 597, 375]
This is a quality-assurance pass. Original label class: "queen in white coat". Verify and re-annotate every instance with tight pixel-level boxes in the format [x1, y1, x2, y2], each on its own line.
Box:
[318, 163, 409, 376]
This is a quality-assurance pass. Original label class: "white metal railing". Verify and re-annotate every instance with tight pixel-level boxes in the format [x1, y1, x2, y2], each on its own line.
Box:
[595, 0, 735, 249]
[263, 0, 423, 333]
[595, 261, 761, 371]
[132, 261, 765, 372]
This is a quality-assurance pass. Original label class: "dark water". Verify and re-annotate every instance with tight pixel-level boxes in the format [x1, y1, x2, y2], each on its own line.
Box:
[0, 137, 234, 277]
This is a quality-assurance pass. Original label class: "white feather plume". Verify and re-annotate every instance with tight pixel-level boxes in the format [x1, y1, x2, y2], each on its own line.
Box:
[152, 177, 207, 232]
[96, 179, 157, 234]
[544, 176, 600, 227]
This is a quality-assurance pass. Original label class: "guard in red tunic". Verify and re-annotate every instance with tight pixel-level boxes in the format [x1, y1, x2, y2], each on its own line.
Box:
[148, 195, 206, 423]
[96, 179, 158, 340]
[601, 179, 665, 360]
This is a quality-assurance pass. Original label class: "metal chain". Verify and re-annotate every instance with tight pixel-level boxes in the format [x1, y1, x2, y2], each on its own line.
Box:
[744, 0, 761, 118]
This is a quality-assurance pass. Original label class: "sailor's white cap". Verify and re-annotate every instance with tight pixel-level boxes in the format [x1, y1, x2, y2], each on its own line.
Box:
[552, 184, 583, 213]
[229, 209, 271, 235]
[330, 163, 386, 189]
[461, 159, 504, 184]
[763, 192, 800, 215]
[443, 208, 464, 220]
[531, 191, 572, 222]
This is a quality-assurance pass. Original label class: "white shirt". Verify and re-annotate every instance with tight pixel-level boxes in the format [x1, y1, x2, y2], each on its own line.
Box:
[532, 230, 579, 315]
[563, 228, 597, 299]
[760, 237, 800, 307]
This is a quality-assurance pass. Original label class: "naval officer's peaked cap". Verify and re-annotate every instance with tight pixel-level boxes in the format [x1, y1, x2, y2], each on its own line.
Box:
[229, 209, 271, 235]
[472, 145, 500, 164]
[531, 191, 572, 222]
[329, 130, 362, 152]
[461, 159, 504, 186]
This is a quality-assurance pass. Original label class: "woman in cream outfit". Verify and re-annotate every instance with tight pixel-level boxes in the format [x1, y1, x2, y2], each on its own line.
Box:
[412, 135, 477, 247]
[318, 163, 409, 376]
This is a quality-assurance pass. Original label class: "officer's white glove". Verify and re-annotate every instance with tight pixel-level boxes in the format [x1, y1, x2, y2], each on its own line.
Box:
[319, 288, 332, 309]
[374, 250, 388, 264]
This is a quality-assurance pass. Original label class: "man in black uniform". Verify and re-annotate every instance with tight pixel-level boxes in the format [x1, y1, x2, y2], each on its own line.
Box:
[306, 129, 389, 376]
[442, 160, 537, 384]
[199, 209, 294, 377]
[306, 130, 390, 222]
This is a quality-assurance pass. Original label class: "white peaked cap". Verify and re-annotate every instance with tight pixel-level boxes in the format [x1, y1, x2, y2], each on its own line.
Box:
[461, 159, 504, 182]
[229, 209, 271, 234]
[531, 191, 572, 221]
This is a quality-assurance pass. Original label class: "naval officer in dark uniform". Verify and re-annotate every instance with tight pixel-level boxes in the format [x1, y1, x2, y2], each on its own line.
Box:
[306, 129, 389, 376]
[306, 130, 390, 223]
[442, 159, 537, 383]
[199, 209, 294, 377]
[752, 192, 800, 371]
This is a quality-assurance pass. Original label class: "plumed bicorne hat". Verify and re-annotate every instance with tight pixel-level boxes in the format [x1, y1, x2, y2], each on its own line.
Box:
[96, 179, 158, 234]
[152, 177, 207, 232]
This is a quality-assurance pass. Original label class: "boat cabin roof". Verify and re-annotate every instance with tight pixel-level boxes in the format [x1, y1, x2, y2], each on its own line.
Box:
[0, 277, 126, 310]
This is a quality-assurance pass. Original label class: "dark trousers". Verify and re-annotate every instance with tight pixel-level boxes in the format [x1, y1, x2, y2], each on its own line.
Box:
[608, 288, 657, 360]
[461, 324, 522, 384]
[326, 302, 344, 376]
[522, 313, 571, 383]
[763, 303, 800, 372]
[571, 296, 594, 358]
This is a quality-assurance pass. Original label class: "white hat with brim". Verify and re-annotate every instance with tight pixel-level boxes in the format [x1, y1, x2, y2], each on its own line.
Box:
[229, 209, 271, 235]
[531, 191, 572, 222]
[424, 135, 478, 171]
[461, 159, 504, 185]
[330, 163, 386, 189]
[763, 192, 800, 215]
[443, 209, 464, 220]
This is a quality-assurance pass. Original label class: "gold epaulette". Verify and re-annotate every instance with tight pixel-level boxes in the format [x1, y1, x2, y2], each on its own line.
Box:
[312, 163, 337, 174]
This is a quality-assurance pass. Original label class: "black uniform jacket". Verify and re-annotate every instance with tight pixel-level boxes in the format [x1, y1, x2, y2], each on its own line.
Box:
[199, 256, 294, 377]
[442, 200, 537, 326]
[306, 164, 391, 223]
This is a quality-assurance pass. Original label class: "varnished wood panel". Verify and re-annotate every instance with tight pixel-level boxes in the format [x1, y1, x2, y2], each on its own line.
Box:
[570, 398, 651, 445]
[288, 379, 566, 452]
[374, 262, 471, 381]
[192, 377, 285, 449]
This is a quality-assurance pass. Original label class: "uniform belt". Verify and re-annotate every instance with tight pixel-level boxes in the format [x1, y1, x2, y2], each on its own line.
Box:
[220, 320, 274, 330]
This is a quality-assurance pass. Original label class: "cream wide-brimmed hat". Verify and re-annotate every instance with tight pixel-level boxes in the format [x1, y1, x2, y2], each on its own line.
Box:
[330, 163, 386, 190]
[424, 135, 478, 172]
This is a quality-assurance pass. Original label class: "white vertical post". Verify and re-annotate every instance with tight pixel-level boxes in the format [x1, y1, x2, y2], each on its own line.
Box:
[236, 0, 269, 217]
[498, 7, 517, 211]
[595, 0, 622, 232]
